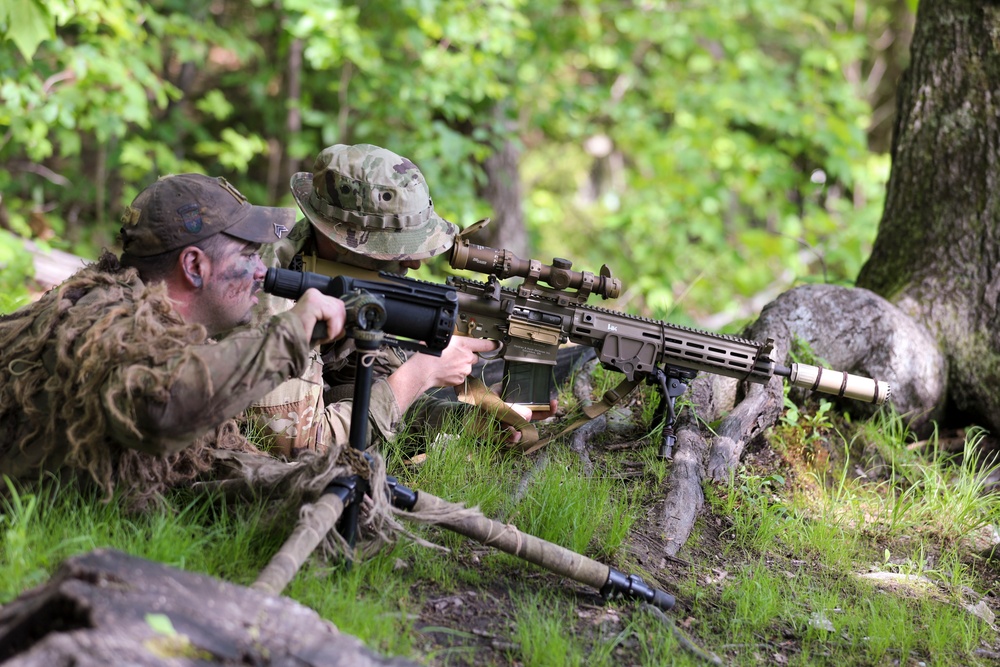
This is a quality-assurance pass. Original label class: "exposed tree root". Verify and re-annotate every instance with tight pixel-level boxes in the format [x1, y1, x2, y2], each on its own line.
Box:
[657, 284, 945, 556]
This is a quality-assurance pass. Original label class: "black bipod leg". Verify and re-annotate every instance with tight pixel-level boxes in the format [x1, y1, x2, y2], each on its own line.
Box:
[338, 322, 385, 565]
[648, 366, 695, 459]
[385, 476, 418, 511]
[601, 568, 676, 610]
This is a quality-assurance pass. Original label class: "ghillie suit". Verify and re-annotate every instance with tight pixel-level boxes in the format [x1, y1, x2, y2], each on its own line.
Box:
[0, 252, 291, 509]
[0, 252, 408, 555]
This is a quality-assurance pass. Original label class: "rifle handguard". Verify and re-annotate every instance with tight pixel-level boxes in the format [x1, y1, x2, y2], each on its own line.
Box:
[776, 363, 890, 405]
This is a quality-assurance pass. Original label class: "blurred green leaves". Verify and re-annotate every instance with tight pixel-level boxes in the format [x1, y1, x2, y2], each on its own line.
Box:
[0, 0, 52, 61]
[0, 0, 904, 324]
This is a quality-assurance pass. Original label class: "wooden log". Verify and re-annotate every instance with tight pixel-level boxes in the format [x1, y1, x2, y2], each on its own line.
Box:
[24, 239, 88, 289]
[0, 549, 418, 667]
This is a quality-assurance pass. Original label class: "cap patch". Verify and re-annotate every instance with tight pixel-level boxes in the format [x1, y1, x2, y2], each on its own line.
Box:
[179, 204, 203, 233]
[274, 222, 289, 239]
[121, 206, 141, 226]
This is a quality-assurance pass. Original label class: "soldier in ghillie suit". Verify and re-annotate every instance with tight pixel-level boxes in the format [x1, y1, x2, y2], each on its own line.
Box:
[0, 174, 349, 509]
[249, 144, 545, 456]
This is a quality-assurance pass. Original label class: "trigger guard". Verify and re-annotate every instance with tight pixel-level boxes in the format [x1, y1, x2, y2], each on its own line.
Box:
[478, 340, 504, 361]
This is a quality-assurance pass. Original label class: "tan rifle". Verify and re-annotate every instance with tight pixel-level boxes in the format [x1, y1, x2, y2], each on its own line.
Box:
[284, 237, 890, 457]
[447, 239, 889, 456]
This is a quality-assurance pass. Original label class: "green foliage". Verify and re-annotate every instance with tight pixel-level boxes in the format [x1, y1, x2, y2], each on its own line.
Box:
[0, 0, 52, 61]
[0, 0, 903, 321]
[518, 0, 890, 320]
[0, 232, 33, 311]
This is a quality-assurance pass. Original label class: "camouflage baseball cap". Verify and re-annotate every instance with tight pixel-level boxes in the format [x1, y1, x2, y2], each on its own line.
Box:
[290, 144, 458, 261]
[119, 173, 293, 257]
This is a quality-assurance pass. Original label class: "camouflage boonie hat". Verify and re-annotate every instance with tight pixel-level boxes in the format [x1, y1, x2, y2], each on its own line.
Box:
[290, 144, 458, 261]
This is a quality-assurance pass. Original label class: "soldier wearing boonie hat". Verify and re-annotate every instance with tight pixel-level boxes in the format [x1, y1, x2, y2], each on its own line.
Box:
[289, 144, 458, 261]
[246, 144, 541, 459]
[248, 143, 505, 457]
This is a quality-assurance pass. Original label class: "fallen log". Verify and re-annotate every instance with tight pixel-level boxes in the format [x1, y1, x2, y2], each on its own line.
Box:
[24, 239, 88, 289]
[0, 548, 418, 667]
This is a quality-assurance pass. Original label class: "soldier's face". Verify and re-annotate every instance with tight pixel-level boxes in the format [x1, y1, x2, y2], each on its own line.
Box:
[314, 230, 421, 275]
[199, 237, 267, 335]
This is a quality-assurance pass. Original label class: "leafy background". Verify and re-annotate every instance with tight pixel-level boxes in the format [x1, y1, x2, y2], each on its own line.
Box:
[0, 0, 914, 328]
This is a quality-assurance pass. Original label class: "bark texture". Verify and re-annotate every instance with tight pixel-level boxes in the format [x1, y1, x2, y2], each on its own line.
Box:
[472, 105, 530, 258]
[856, 0, 1000, 434]
[0, 549, 417, 667]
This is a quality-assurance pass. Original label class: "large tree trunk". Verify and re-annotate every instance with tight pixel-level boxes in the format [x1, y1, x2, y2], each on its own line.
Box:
[657, 0, 991, 552]
[856, 0, 1000, 435]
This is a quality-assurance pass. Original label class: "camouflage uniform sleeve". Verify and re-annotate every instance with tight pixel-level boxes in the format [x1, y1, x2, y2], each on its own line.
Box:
[317, 377, 402, 450]
[319, 345, 407, 449]
[104, 311, 311, 456]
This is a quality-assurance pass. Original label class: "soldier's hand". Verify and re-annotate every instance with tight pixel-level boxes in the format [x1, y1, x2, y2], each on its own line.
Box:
[425, 336, 499, 388]
[290, 288, 346, 345]
[500, 399, 558, 446]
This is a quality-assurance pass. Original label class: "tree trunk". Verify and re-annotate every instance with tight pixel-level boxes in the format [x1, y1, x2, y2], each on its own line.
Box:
[473, 105, 529, 258]
[856, 0, 1000, 435]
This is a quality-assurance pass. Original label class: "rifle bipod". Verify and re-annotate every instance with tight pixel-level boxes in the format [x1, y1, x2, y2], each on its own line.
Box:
[252, 290, 676, 613]
[647, 365, 697, 459]
[383, 476, 675, 611]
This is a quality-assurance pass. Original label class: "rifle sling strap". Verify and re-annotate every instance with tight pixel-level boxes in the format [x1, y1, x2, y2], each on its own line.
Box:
[457, 376, 641, 455]
[456, 377, 539, 448]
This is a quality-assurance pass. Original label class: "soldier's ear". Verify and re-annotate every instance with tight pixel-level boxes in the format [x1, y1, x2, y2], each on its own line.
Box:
[178, 246, 209, 289]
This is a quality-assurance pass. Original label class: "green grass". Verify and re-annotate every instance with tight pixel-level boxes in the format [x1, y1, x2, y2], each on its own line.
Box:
[3, 402, 1000, 665]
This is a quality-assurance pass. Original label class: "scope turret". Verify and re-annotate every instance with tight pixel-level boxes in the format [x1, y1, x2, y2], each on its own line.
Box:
[449, 239, 621, 300]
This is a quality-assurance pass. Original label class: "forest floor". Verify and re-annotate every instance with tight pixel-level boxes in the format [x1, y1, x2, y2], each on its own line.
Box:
[4, 345, 1000, 666]
[386, 410, 1000, 667]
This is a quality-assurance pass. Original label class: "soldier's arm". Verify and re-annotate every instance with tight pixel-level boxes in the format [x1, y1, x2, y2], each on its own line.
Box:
[316, 377, 403, 450]
[103, 310, 313, 456]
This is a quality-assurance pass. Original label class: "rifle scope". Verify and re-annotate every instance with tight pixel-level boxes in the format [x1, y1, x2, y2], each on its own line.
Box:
[263, 267, 459, 355]
[450, 239, 621, 300]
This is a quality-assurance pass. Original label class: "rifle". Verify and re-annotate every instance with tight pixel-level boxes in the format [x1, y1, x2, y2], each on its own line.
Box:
[447, 240, 890, 456]
[279, 239, 890, 457]
[255, 271, 677, 611]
